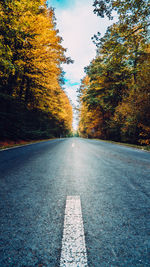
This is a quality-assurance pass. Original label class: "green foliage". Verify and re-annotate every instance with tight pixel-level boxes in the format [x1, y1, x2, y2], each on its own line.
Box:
[93, 0, 150, 26]
[79, 0, 150, 144]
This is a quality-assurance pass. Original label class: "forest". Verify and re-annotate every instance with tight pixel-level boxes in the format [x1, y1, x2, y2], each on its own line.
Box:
[0, 0, 73, 142]
[78, 0, 150, 145]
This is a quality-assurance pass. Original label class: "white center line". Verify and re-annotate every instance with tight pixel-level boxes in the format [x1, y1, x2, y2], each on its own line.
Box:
[72, 143, 75, 148]
[60, 196, 88, 267]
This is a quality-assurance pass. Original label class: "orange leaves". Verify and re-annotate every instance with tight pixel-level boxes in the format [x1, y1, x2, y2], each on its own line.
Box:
[21, 1, 73, 132]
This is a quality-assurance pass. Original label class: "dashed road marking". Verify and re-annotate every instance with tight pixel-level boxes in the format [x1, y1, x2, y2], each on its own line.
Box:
[60, 196, 88, 266]
[72, 143, 75, 148]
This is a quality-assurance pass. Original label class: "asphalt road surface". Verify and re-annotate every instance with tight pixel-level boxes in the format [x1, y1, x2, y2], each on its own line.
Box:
[0, 138, 150, 266]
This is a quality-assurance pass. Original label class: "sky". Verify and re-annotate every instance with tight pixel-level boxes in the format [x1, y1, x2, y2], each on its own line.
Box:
[47, 0, 115, 130]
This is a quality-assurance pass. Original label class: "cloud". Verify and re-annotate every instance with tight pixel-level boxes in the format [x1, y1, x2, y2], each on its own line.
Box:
[54, 0, 113, 82]
[47, 0, 116, 129]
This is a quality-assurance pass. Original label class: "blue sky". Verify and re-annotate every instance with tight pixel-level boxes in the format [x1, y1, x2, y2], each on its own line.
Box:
[48, 0, 75, 9]
[47, 0, 116, 129]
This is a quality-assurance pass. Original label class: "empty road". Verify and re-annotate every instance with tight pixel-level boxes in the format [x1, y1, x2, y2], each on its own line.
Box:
[0, 138, 150, 266]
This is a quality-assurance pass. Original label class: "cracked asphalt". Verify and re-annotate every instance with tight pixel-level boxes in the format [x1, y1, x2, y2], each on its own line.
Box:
[0, 138, 150, 266]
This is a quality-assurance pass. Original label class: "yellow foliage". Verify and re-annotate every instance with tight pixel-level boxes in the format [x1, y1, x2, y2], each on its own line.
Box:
[0, 0, 73, 134]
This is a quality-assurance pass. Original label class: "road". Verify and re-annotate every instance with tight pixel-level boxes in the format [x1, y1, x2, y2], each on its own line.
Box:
[0, 138, 150, 266]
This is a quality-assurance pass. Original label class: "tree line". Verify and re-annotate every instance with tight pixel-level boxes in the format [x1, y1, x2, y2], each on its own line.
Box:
[78, 0, 150, 145]
[0, 0, 73, 141]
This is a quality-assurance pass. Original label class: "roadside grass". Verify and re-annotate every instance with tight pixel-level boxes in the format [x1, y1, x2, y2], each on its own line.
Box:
[0, 138, 56, 150]
[93, 139, 150, 152]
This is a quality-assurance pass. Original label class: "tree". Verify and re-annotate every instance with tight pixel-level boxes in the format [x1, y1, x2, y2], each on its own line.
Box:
[0, 0, 73, 140]
[78, 76, 105, 138]
[113, 44, 150, 144]
[78, 0, 150, 144]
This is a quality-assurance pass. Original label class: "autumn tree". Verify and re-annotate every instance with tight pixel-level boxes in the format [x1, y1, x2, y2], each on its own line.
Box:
[0, 0, 73, 140]
[78, 0, 150, 144]
[78, 76, 105, 138]
[113, 44, 150, 144]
